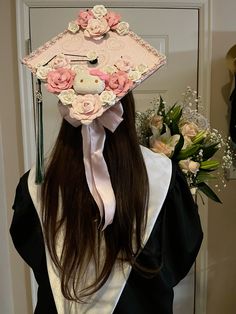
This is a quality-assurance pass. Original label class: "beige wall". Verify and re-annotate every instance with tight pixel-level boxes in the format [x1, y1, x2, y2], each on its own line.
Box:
[0, 0, 32, 313]
[208, 0, 236, 313]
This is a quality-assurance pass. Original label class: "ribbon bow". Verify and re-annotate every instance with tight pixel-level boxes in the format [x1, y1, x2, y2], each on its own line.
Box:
[59, 102, 124, 229]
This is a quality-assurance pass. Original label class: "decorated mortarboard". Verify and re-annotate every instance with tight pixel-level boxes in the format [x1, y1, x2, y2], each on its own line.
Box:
[22, 5, 166, 229]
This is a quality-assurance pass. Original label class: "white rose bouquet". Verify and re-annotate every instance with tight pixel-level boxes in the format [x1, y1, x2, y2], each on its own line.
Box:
[136, 87, 234, 203]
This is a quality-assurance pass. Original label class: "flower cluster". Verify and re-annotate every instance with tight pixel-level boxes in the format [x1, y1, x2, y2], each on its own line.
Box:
[35, 51, 147, 125]
[68, 5, 129, 39]
[136, 88, 234, 202]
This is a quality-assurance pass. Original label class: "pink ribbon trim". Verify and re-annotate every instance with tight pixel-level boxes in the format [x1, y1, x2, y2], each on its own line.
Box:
[59, 102, 123, 229]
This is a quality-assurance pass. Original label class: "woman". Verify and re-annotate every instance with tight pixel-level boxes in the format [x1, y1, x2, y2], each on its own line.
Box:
[10, 92, 203, 313]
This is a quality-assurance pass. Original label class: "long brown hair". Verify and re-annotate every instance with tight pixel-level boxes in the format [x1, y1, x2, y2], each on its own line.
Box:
[41, 92, 149, 302]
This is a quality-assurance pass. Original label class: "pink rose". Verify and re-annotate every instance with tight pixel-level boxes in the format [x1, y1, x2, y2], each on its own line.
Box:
[46, 68, 75, 93]
[151, 140, 173, 157]
[105, 71, 133, 96]
[77, 10, 94, 29]
[70, 94, 104, 125]
[84, 18, 110, 40]
[115, 56, 134, 72]
[105, 11, 121, 29]
[179, 159, 200, 174]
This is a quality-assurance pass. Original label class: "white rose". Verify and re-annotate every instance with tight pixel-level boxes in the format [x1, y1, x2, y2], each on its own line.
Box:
[58, 89, 76, 105]
[86, 50, 98, 61]
[36, 65, 52, 81]
[99, 91, 116, 106]
[116, 21, 129, 35]
[128, 70, 142, 82]
[92, 5, 108, 18]
[68, 21, 80, 33]
[103, 65, 117, 74]
[49, 53, 70, 69]
[71, 65, 86, 73]
[135, 64, 149, 74]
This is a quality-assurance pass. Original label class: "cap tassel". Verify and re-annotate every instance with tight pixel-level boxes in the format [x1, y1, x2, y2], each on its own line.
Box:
[35, 79, 44, 184]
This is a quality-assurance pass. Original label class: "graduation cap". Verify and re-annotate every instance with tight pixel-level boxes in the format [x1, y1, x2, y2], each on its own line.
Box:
[22, 5, 166, 228]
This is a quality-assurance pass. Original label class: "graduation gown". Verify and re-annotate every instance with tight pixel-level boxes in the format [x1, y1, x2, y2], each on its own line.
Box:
[10, 147, 203, 314]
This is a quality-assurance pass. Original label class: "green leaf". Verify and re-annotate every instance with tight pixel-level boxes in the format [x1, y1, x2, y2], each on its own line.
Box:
[165, 104, 182, 126]
[195, 171, 217, 184]
[201, 142, 220, 160]
[176, 144, 201, 160]
[192, 130, 207, 144]
[197, 182, 222, 203]
[157, 96, 166, 116]
[172, 134, 184, 159]
[200, 160, 220, 170]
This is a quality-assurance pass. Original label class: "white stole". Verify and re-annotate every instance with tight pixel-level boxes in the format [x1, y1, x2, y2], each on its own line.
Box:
[28, 146, 172, 314]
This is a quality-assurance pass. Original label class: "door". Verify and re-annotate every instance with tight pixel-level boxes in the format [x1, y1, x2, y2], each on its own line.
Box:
[29, 6, 199, 313]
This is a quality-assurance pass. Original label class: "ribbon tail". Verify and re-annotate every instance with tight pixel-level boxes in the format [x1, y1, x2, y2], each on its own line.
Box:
[81, 125, 104, 220]
[80, 102, 124, 230]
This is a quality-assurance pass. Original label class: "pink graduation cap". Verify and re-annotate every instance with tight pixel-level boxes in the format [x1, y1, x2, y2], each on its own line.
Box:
[22, 5, 166, 229]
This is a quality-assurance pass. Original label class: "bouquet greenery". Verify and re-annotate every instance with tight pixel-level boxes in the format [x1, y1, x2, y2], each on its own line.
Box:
[136, 87, 233, 203]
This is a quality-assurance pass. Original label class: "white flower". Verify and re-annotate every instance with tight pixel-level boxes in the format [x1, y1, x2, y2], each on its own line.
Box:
[58, 89, 76, 106]
[68, 21, 80, 33]
[86, 50, 98, 61]
[92, 5, 108, 18]
[128, 70, 142, 82]
[99, 91, 117, 106]
[135, 64, 149, 74]
[71, 65, 86, 73]
[36, 65, 52, 81]
[182, 135, 192, 149]
[49, 53, 70, 69]
[116, 21, 129, 35]
[103, 65, 117, 74]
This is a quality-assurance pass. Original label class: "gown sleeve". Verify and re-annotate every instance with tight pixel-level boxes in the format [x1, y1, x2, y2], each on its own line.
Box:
[114, 161, 203, 314]
[9, 172, 57, 314]
[159, 161, 203, 287]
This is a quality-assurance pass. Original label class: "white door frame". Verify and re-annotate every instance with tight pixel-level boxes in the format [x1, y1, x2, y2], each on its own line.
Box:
[16, 1, 212, 313]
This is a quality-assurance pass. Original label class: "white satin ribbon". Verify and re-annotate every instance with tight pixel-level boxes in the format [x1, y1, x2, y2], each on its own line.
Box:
[59, 102, 124, 229]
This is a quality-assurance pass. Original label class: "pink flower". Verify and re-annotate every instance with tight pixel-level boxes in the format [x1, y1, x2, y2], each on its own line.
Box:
[181, 122, 199, 138]
[151, 140, 173, 157]
[105, 71, 133, 97]
[179, 159, 200, 174]
[105, 11, 121, 29]
[89, 69, 109, 81]
[70, 94, 104, 125]
[77, 10, 94, 29]
[46, 68, 75, 93]
[115, 56, 134, 72]
[84, 18, 110, 40]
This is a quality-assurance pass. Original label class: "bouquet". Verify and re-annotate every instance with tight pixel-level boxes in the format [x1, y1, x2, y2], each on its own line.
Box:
[136, 87, 234, 203]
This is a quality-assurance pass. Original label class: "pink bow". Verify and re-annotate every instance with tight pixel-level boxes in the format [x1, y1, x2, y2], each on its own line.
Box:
[59, 102, 124, 229]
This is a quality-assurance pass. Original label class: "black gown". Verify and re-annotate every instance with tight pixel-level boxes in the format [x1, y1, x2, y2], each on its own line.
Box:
[10, 162, 203, 314]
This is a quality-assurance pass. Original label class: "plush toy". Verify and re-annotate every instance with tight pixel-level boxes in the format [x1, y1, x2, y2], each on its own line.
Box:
[73, 70, 105, 95]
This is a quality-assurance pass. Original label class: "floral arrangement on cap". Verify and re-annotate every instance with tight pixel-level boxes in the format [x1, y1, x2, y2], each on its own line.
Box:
[35, 5, 149, 125]
[68, 4, 129, 38]
[136, 87, 235, 203]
